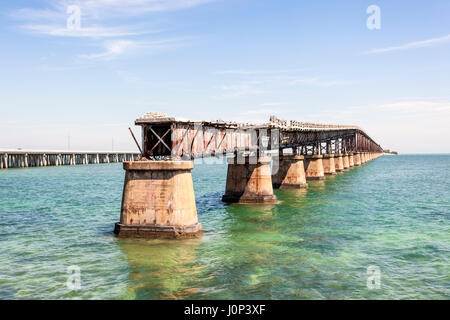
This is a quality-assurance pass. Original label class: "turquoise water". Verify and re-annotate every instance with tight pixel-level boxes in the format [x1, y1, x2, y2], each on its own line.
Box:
[0, 155, 448, 299]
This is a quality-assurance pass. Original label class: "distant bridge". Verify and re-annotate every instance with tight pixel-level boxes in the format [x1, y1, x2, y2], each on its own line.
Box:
[0, 150, 140, 169]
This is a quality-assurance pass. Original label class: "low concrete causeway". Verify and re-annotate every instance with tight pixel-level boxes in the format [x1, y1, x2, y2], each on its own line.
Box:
[0, 150, 140, 169]
[115, 112, 384, 239]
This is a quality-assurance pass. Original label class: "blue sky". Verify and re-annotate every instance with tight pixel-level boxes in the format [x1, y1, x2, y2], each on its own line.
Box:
[0, 0, 449, 153]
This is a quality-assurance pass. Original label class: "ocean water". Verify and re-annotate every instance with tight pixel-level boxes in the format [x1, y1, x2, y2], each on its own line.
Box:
[0, 155, 448, 300]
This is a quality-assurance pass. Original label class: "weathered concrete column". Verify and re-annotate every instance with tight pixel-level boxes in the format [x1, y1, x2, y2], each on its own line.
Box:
[322, 154, 336, 175]
[348, 152, 354, 167]
[353, 152, 361, 166]
[272, 155, 308, 189]
[334, 153, 344, 172]
[304, 155, 325, 180]
[342, 153, 350, 170]
[360, 152, 366, 164]
[115, 161, 202, 238]
[222, 156, 277, 203]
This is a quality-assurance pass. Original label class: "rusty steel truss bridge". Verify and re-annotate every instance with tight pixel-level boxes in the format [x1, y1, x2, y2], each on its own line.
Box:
[135, 112, 383, 160]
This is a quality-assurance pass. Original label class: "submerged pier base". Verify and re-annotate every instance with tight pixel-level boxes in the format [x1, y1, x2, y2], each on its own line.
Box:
[115, 161, 202, 238]
[222, 156, 277, 203]
[272, 155, 308, 189]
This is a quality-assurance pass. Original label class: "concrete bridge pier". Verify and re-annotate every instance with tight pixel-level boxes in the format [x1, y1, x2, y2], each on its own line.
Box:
[272, 155, 308, 189]
[353, 152, 361, 166]
[222, 156, 277, 203]
[335, 153, 344, 172]
[342, 153, 350, 170]
[349, 152, 354, 168]
[361, 153, 367, 164]
[115, 161, 202, 238]
[304, 155, 325, 180]
[322, 154, 337, 175]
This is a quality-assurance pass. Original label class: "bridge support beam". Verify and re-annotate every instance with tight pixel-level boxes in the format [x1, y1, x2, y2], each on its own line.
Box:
[115, 161, 202, 238]
[334, 153, 344, 172]
[304, 155, 325, 180]
[272, 155, 308, 189]
[322, 154, 337, 175]
[222, 156, 277, 203]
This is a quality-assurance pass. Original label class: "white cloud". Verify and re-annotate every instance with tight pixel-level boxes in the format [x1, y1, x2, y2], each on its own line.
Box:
[79, 39, 137, 60]
[215, 68, 306, 75]
[79, 38, 186, 60]
[286, 77, 352, 87]
[365, 34, 450, 54]
[218, 81, 266, 98]
[12, 0, 214, 38]
[72, 0, 215, 17]
[260, 102, 293, 107]
[22, 24, 144, 38]
[240, 109, 278, 115]
[214, 70, 351, 98]
[377, 100, 450, 113]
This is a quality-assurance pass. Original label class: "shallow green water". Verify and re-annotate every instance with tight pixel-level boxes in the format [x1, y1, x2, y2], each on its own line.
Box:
[0, 155, 448, 299]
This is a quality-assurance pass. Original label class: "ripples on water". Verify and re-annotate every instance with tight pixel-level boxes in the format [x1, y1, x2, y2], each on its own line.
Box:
[0, 155, 448, 299]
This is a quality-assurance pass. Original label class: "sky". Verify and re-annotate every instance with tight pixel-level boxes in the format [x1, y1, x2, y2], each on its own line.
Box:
[0, 0, 449, 153]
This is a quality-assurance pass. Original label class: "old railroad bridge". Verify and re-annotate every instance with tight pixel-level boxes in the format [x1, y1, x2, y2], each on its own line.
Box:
[115, 112, 383, 238]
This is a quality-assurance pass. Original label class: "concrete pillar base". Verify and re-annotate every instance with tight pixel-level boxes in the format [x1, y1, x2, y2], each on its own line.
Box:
[334, 153, 344, 172]
[322, 154, 337, 175]
[343, 153, 350, 170]
[114, 222, 202, 239]
[222, 157, 277, 203]
[272, 155, 308, 189]
[115, 161, 202, 238]
[361, 153, 366, 164]
[353, 153, 361, 166]
[304, 155, 325, 181]
[349, 152, 354, 167]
